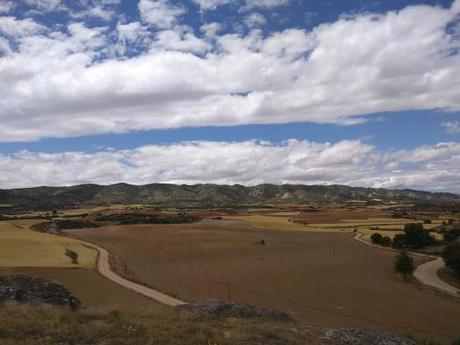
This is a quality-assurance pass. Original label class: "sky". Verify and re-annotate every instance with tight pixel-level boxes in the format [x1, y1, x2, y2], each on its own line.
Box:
[0, 0, 459, 192]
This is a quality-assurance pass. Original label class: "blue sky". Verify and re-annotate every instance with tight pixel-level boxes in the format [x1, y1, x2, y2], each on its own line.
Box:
[0, 0, 459, 191]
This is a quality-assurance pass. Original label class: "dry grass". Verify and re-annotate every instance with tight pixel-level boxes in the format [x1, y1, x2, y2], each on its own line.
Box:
[0, 221, 96, 268]
[0, 303, 325, 345]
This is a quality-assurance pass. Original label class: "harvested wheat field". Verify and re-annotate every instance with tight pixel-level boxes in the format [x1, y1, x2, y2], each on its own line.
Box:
[68, 219, 460, 343]
[0, 221, 97, 268]
[1, 267, 169, 313]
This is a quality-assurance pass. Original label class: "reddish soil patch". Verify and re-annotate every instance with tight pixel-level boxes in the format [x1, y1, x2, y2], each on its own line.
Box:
[69, 220, 460, 343]
[292, 208, 390, 224]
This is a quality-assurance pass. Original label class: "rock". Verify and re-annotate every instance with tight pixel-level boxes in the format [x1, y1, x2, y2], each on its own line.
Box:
[177, 299, 293, 322]
[322, 328, 418, 345]
[0, 274, 82, 310]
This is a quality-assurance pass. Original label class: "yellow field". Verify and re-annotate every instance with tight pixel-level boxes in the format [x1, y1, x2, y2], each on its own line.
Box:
[225, 215, 444, 244]
[0, 221, 97, 268]
[224, 215, 353, 233]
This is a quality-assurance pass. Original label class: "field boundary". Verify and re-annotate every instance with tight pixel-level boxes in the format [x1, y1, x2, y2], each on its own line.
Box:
[79, 240, 188, 307]
[353, 233, 460, 297]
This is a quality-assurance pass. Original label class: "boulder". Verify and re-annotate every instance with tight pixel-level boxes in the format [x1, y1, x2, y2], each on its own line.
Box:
[0, 274, 82, 310]
[322, 328, 418, 345]
[178, 299, 293, 322]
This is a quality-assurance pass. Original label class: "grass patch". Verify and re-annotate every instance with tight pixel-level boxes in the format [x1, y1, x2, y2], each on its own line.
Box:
[438, 267, 460, 289]
[0, 303, 320, 345]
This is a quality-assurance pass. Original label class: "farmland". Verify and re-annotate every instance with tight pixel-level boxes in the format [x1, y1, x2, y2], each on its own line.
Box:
[0, 220, 96, 268]
[68, 218, 460, 343]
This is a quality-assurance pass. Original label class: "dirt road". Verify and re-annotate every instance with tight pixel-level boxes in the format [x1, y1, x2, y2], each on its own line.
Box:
[354, 233, 459, 297]
[414, 257, 460, 296]
[81, 240, 187, 307]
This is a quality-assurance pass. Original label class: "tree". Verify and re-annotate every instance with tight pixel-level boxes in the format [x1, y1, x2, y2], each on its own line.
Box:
[442, 242, 460, 275]
[370, 233, 384, 245]
[394, 223, 436, 249]
[381, 236, 392, 247]
[394, 251, 415, 279]
[392, 234, 406, 249]
[443, 230, 460, 242]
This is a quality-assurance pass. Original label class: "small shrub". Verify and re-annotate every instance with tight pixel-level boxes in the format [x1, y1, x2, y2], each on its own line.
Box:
[423, 219, 432, 224]
[442, 242, 460, 275]
[65, 249, 79, 265]
[381, 236, 392, 247]
[370, 233, 383, 245]
[394, 251, 414, 279]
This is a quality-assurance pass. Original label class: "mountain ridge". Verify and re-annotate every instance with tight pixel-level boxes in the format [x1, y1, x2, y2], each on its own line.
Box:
[0, 183, 459, 211]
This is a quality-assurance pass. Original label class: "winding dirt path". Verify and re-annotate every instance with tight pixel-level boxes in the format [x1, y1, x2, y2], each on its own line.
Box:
[80, 240, 187, 307]
[413, 257, 459, 295]
[354, 233, 459, 297]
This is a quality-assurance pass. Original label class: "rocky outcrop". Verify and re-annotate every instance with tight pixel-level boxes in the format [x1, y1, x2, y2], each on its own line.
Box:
[0, 274, 82, 310]
[322, 328, 418, 345]
[178, 299, 293, 322]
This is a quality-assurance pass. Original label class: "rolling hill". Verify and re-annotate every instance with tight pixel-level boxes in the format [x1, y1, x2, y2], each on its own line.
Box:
[0, 183, 459, 211]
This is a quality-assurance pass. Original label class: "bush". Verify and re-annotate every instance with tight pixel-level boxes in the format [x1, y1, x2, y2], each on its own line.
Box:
[370, 233, 384, 245]
[442, 242, 460, 275]
[423, 219, 432, 224]
[394, 251, 415, 279]
[391, 223, 436, 250]
[443, 230, 460, 242]
[392, 234, 406, 249]
[381, 236, 392, 247]
[65, 249, 79, 265]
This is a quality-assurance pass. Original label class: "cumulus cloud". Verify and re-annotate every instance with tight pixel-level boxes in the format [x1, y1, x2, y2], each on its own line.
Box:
[23, 0, 61, 12]
[0, 16, 47, 37]
[243, 0, 290, 10]
[0, 1, 459, 141]
[0, 1, 15, 14]
[138, 0, 186, 28]
[442, 121, 460, 133]
[191, 0, 233, 11]
[0, 140, 459, 193]
[243, 12, 266, 28]
[200, 22, 222, 37]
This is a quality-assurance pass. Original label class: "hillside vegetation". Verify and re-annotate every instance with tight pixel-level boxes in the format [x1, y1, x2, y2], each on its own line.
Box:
[1, 183, 459, 211]
[0, 303, 424, 345]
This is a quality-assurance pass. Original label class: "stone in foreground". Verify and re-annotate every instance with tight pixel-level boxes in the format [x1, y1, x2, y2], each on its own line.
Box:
[0, 274, 82, 310]
[178, 299, 293, 322]
[322, 328, 418, 345]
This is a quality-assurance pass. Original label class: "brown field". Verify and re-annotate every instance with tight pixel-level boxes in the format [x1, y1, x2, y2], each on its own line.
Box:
[69, 219, 460, 343]
[1, 267, 168, 313]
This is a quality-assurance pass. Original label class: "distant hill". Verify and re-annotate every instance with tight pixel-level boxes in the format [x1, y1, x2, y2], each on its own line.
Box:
[0, 183, 459, 211]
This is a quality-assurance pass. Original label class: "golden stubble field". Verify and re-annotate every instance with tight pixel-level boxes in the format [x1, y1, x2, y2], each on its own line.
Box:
[0, 220, 96, 268]
[69, 219, 460, 343]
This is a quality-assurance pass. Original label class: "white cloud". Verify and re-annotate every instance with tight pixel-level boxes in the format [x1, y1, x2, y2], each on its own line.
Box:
[200, 22, 222, 37]
[138, 0, 186, 29]
[191, 0, 233, 11]
[0, 1, 15, 13]
[152, 26, 211, 53]
[0, 16, 47, 37]
[0, 140, 459, 193]
[244, 0, 290, 10]
[23, 0, 61, 12]
[442, 121, 460, 133]
[243, 13, 266, 28]
[0, 2, 460, 141]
